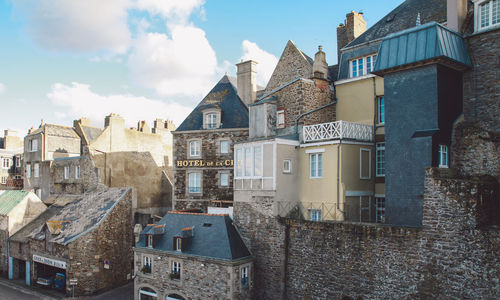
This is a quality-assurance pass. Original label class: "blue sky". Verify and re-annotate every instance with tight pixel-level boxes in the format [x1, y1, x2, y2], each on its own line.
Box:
[0, 0, 402, 135]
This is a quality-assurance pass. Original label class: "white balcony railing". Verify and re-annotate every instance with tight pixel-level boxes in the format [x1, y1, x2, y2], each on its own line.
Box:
[302, 120, 373, 143]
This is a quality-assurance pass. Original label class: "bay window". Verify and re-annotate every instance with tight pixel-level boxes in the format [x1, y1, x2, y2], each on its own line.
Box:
[234, 145, 263, 178]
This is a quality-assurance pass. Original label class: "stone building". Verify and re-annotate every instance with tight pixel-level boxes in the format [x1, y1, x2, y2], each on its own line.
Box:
[9, 186, 133, 296]
[134, 212, 253, 300]
[0, 190, 46, 276]
[0, 130, 23, 190]
[172, 75, 249, 212]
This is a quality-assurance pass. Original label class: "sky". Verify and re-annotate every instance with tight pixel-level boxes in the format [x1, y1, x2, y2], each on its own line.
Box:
[0, 0, 403, 136]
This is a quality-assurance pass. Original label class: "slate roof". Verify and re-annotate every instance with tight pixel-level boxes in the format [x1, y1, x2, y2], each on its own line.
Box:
[29, 124, 79, 138]
[0, 138, 4, 149]
[0, 190, 28, 215]
[328, 65, 339, 81]
[9, 206, 63, 243]
[374, 22, 472, 74]
[346, 0, 447, 48]
[31, 187, 130, 245]
[137, 212, 251, 261]
[176, 75, 249, 131]
[82, 126, 102, 143]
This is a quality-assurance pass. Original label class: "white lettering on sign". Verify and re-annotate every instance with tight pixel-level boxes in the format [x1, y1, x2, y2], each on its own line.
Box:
[33, 254, 67, 270]
[69, 278, 78, 286]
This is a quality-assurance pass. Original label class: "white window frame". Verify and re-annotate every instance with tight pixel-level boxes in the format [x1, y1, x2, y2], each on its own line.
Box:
[175, 238, 182, 252]
[309, 153, 323, 179]
[75, 165, 80, 179]
[15, 156, 21, 168]
[360, 148, 371, 180]
[310, 209, 322, 221]
[171, 261, 181, 279]
[241, 265, 249, 287]
[375, 197, 385, 223]
[220, 172, 229, 187]
[147, 234, 153, 248]
[438, 145, 449, 168]
[188, 172, 202, 194]
[377, 96, 385, 124]
[34, 163, 40, 178]
[26, 164, 31, 178]
[64, 166, 70, 179]
[2, 158, 10, 169]
[189, 140, 201, 158]
[474, 0, 500, 32]
[283, 159, 292, 174]
[143, 255, 152, 274]
[234, 145, 263, 179]
[349, 53, 377, 78]
[139, 288, 156, 297]
[30, 139, 38, 152]
[220, 140, 230, 154]
[376, 143, 385, 177]
[1, 177, 6, 184]
[277, 110, 285, 129]
[206, 113, 218, 129]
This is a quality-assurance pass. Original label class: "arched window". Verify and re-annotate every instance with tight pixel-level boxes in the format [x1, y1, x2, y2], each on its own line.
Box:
[139, 287, 157, 300]
[166, 294, 185, 300]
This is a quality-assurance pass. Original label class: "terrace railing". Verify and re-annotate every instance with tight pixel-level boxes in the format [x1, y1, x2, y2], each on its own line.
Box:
[302, 120, 373, 143]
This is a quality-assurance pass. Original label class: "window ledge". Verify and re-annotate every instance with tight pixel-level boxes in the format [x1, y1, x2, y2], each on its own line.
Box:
[470, 25, 500, 37]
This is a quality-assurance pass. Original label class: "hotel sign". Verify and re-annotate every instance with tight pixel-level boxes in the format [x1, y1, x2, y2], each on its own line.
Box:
[176, 159, 234, 168]
[33, 254, 67, 270]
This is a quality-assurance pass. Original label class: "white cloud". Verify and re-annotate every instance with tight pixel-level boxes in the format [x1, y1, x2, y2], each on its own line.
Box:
[128, 25, 218, 99]
[240, 40, 279, 87]
[14, 0, 132, 53]
[0, 83, 5, 93]
[48, 82, 193, 127]
[135, 0, 205, 25]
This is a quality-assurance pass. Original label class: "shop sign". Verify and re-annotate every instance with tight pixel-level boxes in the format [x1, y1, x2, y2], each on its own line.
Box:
[33, 254, 67, 270]
[176, 159, 233, 168]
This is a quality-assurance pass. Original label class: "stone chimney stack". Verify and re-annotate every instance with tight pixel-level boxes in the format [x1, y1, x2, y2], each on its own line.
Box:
[447, 0, 467, 32]
[104, 113, 125, 128]
[312, 45, 328, 80]
[236, 60, 258, 106]
[336, 11, 367, 62]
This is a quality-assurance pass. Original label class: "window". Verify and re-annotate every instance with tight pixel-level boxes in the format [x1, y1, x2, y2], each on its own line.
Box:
[175, 237, 182, 252]
[377, 97, 385, 124]
[310, 153, 322, 178]
[241, 266, 249, 287]
[206, 113, 218, 129]
[220, 140, 230, 154]
[15, 156, 21, 168]
[34, 163, 40, 178]
[29, 139, 38, 152]
[64, 166, 69, 179]
[476, 0, 500, 31]
[310, 209, 322, 221]
[360, 149, 371, 179]
[349, 54, 377, 78]
[36, 189, 41, 198]
[376, 197, 385, 223]
[147, 234, 153, 248]
[439, 145, 449, 168]
[220, 173, 229, 187]
[277, 110, 285, 128]
[188, 172, 201, 193]
[1, 177, 6, 184]
[235, 145, 263, 178]
[75, 165, 80, 179]
[171, 261, 181, 280]
[189, 141, 200, 157]
[26, 164, 31, 178]
[376, 143, 385, 177]
[2, 158, 10, 169]
[139, 287, 157, 299]
[143, 256, 152, 274]
[283, 159, 292, 174]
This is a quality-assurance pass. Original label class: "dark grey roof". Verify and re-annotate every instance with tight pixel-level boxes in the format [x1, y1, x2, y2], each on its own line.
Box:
[176, 75, 249, 131]
[82, 126, 102, 143]
[328, 65, 339, 81]
[137, 212, 251, 261]
[374, 22, 471, 74]
[346, 0, 447, 48]
[0, 138, 4, 149]
[9, 206, 63, 243]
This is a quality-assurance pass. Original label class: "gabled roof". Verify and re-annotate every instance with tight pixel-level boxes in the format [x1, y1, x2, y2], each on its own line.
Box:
[10, 206, 63, 243]
[176, 75, 249, 131]
[29, 124, 80, 139]
[138, 212, 251, 261]
[0, 190, 29, 215]
[373, 22, 472, 74]
[346, 0, 447, 49]
[82, 126, 102, 143]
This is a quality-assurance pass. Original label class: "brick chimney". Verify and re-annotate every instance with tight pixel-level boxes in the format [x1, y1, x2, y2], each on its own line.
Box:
[447, 0, 467, 32]
[336, 11, 367, 62]
[312, 45, 328, 80]
[236, 60, 258, 106]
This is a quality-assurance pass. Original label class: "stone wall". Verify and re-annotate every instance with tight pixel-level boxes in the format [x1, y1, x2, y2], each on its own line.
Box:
[173, 129, 248, 211]
[0, 216, 8, 276]
[134, 249, 252, 300]
[50, 151, 100, 195]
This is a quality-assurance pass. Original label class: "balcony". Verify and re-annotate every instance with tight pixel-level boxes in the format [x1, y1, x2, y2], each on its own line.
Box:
[302, 120, 373, 143]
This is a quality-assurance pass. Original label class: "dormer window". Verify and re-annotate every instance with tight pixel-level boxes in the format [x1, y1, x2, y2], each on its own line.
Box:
[349, 54, 377, 78]
[202, 109, 221, 129]
[147, 234, 153, 248]
[174, 237, 182, 252]
[474, 0, 499, 31]
[206, 113, 217, 129]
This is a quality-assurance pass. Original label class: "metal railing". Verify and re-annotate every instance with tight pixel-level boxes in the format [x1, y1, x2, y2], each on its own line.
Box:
[302, 120, 373, 143]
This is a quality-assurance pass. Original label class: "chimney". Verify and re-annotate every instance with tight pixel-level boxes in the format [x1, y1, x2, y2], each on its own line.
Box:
[447, 0, 467, 32]
[336, 11, 367, 62]
[312, 45, 328, 80]
[236, 60, 258, 106]
[104, 113, 125, 128]
[73, 117, 91, 128]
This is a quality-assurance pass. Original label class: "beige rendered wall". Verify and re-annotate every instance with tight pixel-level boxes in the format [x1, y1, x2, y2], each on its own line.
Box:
[275, 143, 299, 204]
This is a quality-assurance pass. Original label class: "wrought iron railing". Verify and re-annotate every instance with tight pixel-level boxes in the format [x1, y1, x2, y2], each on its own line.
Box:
[302, 120, 373, 143]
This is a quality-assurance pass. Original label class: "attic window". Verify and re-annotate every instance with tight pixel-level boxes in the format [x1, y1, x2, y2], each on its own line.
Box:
[202, 223, 212, 227]
[147, 234, 153, 248]
[174, 237, 182, 252]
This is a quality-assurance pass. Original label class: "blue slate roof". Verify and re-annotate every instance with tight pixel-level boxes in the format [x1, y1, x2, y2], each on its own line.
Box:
[176, 75, 249, 131]
[374, 22, 472, 74]
[137, 212, 251, 261]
